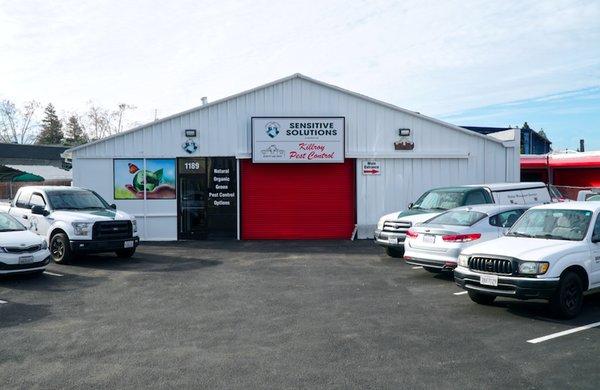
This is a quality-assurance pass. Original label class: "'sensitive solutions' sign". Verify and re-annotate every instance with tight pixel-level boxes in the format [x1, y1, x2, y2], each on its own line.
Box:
[252, 117, 345, 163]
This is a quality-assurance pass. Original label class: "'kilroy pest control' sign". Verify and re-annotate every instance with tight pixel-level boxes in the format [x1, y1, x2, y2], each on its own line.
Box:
[251, 117, 345, 163]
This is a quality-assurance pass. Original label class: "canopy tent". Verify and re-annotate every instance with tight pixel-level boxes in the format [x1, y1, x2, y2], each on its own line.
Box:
[0, 165, 44, 182]
[5, 164, 71, 181]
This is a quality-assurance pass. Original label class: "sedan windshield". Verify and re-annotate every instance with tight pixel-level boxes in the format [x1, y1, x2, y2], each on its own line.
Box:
[0, 213, 26, 232]
[47, 191, 109, 210]
[507, 209, 592, 241]
[412, 190, 466, 211]
[427, 210, 487, 226]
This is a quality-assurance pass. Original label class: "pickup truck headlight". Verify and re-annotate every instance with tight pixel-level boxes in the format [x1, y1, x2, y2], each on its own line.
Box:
[376, 217, 385, 231]
[458, 254, 469, 267]
[518, 261, 550, 275]
[132, 219, 137, 233]
[72, 222, 92, 236]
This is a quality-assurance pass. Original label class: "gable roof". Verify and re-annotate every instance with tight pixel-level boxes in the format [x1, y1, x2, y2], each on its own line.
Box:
[64, 73, 503, 157]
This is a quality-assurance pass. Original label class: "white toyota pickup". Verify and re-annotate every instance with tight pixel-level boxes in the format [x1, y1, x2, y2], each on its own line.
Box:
[454, 201, 600, 318]
[0, 186, 139, 264]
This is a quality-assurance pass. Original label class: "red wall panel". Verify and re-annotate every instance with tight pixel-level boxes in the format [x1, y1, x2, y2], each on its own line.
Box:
[241, 159, 355, 239]
[553, 168, 600, 187]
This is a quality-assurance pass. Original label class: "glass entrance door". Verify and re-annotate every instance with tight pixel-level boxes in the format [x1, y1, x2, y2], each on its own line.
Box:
[178, 158, 207, 239]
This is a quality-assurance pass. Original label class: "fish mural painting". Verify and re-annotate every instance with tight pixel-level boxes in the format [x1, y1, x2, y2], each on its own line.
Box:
[114, 159, 176, 199]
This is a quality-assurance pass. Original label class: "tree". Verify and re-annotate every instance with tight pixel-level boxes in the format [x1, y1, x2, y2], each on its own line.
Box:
[64, 115, 88, 146]
[85, 101, 136, 140]
[0, 99, 40, 143]
[521, 122, 532, 131]
[36, 103, 64, 144]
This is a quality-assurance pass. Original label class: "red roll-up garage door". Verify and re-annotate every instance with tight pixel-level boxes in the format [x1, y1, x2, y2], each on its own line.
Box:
[241, 159, 355, 239]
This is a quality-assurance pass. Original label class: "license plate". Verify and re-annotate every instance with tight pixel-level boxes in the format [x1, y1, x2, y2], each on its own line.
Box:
[124, 241, 134, 248]
[423, 234, 435, 244]
[388, 237, 398, 245]
[18, 255, 34, 264]
[480, 274, 498, 287]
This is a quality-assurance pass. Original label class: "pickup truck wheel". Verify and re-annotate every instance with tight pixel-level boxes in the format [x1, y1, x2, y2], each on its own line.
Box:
[50, 233, 73, 264]
[115, 248, 136, 258]
[550, 272, 583, 319]
[468, 290, 496, 305]
[385, 247, 404, 258]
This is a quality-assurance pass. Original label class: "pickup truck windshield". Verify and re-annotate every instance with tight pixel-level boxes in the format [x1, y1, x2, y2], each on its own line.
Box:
[412, 190, 467, 211]
[0, 213, 26, 232]
[507, 209, 592, 241]
[47, 191, 109, 210]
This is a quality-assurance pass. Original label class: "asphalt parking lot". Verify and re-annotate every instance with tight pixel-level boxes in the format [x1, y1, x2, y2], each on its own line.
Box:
[1, 241, 599, 389]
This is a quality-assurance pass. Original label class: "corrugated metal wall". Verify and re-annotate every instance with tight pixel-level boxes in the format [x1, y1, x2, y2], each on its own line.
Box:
[70, 75, 519, 240]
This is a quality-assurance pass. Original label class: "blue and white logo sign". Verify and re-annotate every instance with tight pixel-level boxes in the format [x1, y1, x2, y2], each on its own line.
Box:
[182, 139, 198, 154]
[265, 121, 280, 138]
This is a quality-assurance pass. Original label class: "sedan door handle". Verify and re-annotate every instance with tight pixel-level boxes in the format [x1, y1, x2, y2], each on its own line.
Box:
[22, 215, 28, 219]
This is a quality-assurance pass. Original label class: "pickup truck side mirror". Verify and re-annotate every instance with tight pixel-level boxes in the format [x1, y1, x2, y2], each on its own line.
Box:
[408, 202, 414, 209]
[31, 205, 49, 216]
[109, 203, 117, 209]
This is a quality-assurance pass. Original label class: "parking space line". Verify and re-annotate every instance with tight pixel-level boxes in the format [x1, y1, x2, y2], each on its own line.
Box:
[527, 321, 600, 344]
[0, 299, 7, 304]
[453, 291, 468, 295]
[44, 271, 63, 277]
[411, 266, 423, 270]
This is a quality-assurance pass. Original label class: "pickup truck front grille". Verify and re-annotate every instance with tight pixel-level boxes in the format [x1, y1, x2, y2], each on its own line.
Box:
[4, 244, 42, 254]
[468, 257, 514, 275]
[92, 221, 132, 240]
[382, 220, 412, 234]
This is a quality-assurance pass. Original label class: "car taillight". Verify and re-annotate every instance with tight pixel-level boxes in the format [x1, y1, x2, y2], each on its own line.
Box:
[406, 229, 418, 239]
[441, 233, 481, 242]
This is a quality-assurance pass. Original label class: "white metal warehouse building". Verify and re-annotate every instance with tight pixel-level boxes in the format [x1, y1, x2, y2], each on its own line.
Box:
[64, 74, 520, 241]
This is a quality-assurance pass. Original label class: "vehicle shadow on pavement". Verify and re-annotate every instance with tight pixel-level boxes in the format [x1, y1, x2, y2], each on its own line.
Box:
[68, 253, 222, 273]
[495, 294, 600, 326]
[0, 271, 105, 293]
[0, 302, 51, 329]
[141, 239, 378, 255]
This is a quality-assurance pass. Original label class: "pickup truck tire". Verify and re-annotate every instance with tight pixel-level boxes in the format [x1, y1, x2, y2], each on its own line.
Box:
[550, 271, 583, 319]
[468, 290, 496, 305]
[50, 233, 73, 264]
[385, 247, 404, 258]
[115, 248, 136, 258]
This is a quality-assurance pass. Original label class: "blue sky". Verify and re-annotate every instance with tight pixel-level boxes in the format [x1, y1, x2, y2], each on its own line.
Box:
[441, 87, 600, 150]
[1, 0, 599, 150]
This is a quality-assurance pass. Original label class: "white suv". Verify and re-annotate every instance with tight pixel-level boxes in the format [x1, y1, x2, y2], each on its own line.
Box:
[454, 201, 600, 318]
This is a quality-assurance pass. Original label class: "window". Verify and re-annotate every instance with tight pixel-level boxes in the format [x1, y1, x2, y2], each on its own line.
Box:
[464, 191, 487, 206]
[508, 209, 592, 241]
[15, 190, 31, 208]
[490, 209, 526, 228]
[29, 193, 46, 208]
[592, 216, 600, 241]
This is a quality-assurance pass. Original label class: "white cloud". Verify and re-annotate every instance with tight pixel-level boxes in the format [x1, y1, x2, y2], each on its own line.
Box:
[1, 0, 599, 126]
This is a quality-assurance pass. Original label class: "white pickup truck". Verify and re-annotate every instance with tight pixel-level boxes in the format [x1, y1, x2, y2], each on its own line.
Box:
[374, 182, 552, 258]
[455, 201, 600, 318]
[0, 186, 139, 264]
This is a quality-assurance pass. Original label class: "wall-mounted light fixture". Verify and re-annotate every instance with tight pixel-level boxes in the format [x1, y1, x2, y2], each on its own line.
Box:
[185, 129, 197, 137]
[399, 128, 411, 137]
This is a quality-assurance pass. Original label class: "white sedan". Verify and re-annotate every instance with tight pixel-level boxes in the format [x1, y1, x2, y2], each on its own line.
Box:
[404, 204, 528, 273]
[0, 212, 51, 276]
